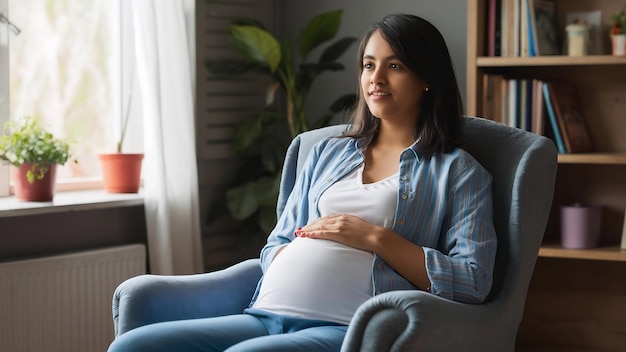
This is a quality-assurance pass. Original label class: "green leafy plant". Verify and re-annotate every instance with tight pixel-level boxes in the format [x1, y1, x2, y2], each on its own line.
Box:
[205, 9, 356, 235]
[0, 116, 73, 183]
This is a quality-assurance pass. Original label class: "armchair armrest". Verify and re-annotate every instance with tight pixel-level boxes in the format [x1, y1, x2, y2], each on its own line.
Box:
[112, 258, 262, 337]
[341, 290, 512, 352]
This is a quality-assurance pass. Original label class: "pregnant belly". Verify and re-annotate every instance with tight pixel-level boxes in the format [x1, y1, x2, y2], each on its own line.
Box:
[252, 237, 374, 324]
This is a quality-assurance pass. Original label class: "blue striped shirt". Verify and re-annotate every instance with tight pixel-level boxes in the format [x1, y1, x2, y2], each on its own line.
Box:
[254, 135, 497, 304]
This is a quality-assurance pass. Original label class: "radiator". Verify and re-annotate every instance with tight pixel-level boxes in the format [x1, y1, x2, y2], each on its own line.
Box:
[0, 244, 146, 352]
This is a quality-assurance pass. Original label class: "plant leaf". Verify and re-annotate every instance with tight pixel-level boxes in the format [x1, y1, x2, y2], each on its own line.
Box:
[299, 10, 342, 59]
[296, 62, 345, 93]
[0, 116, 71, 166]
[205, 59, 268, 77]
[229, 25, 281, 73]
[319, 37, 357, 63]
[230, 18, 267, 30]
[226, 181, 258, 220]
[233, 111, 283, 154]
[266, 82, 280, 105]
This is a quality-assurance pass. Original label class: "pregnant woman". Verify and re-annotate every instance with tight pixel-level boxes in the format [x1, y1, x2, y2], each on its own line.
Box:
[108, 12, 497, 352]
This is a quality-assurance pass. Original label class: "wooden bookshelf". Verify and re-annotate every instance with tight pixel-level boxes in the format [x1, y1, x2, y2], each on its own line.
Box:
[468, 0, 626, 350]
[539, 244, 626, 261]
[557, 153, 626, 164]
[477, 55, 626, 66]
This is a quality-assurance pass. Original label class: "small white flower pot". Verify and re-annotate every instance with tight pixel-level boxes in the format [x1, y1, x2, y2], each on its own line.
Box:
[611, 34, 626, 56]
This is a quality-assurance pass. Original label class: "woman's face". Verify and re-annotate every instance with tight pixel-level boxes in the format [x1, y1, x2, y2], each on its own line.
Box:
[360, 30, 427, 124]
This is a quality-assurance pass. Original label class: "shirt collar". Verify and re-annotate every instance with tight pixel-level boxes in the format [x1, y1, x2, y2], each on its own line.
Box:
[353, 136, 425, 163]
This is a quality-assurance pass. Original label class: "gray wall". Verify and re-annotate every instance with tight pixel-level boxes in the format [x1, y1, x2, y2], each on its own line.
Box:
[277, 0, 468, 123]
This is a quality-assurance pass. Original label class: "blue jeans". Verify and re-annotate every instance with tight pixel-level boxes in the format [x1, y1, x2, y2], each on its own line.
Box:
[107, 308, 348, 352]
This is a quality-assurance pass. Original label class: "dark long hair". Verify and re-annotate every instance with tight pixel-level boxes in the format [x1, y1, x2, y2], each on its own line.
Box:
[345, 13, 464, 157]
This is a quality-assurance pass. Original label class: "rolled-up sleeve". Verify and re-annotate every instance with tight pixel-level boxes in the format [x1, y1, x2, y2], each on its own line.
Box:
[423, 157, 497, 303]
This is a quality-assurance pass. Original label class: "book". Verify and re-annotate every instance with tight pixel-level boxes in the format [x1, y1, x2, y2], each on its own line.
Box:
[526, 0, 538, 56]
[519, 79, 528, 129]
[495, 0, 502, 55]
[508, 78, 519, 128]
[488, 0, 497, 56]
[546, 81, 594, 153]
[493, 75, 505, 122]
[487, 0, 503, 56]
[549, 83, 572, 150]
[520, 0, 529, 57]
[501, 0, 517, 56]
[531, 79, 545, 135]
[482, 74, 495, 117]
[500, 0, 509, 56]
[531, 0, 559, 55]
[542, 82, 567, 153]
[524, 79, 534, 131]
[512, 0, 521, 56]
[482, 74, 505, 122]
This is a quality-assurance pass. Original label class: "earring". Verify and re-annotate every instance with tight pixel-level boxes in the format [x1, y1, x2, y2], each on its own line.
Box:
[424, 87, 430, 92]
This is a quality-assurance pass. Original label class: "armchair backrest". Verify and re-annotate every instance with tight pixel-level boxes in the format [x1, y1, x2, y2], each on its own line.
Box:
[459, 117, 556, 305]
[277, 117, 557, 333]
[276, 124, 349, 218]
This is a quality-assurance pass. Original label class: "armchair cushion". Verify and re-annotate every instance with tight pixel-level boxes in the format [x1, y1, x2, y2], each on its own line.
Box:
[112, 259, 262, 336]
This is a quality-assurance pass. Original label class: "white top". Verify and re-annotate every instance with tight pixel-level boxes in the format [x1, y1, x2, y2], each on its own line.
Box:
[252, 163, 398, 324]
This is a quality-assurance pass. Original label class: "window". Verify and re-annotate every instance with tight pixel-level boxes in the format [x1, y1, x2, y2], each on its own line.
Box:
[0, 0, 141, 195]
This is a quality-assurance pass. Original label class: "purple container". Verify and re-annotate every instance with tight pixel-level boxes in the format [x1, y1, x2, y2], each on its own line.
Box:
[560, 204, 601, 249]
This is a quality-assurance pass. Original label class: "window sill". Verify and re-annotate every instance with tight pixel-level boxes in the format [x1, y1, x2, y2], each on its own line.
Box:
[0, 189, 144, 218]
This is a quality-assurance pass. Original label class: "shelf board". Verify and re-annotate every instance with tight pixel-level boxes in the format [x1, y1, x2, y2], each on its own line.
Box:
[477, 55, 626, 67]
[557, 153, 626, 165]
[539, 245, 626, 262]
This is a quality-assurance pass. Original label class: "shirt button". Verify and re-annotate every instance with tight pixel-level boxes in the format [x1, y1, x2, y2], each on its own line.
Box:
[401, 176, 408, 181]
[401, 194, 408, 200]
[312, 197, 317, 202]
[397, 219, 404, 225]
[327, 178, 332, 182]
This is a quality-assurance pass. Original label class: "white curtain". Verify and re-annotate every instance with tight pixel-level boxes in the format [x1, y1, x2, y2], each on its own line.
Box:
[131, 0, 203, 275]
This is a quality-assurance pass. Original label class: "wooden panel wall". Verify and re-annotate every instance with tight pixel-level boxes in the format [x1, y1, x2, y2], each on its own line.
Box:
[196, 0, 277, 271]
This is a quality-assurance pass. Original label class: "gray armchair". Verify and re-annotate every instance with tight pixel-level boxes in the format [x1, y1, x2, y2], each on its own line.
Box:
[111, 117, 557, 351]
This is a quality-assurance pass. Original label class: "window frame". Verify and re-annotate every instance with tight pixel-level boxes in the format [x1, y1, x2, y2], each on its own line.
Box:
[0, 0, 10, 196]
[0, 0, 141, 197]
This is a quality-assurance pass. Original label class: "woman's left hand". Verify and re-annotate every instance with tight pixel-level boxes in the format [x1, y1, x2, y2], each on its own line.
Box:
[297, 214, 378, 252]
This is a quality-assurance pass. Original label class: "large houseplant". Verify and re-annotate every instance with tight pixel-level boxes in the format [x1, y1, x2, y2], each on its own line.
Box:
[206, 9, 356, 236]
[0, 116, 73, 201]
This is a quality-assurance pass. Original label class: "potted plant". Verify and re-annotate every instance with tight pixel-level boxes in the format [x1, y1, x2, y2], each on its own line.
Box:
[98, 76, 144, 194]
[205, 9, 356, 236]
[0, 116, 73, 201]
[610, 7, 626, 56]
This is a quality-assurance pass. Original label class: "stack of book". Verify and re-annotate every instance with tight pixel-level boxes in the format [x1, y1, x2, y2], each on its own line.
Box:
[481, 75, 593, 153]
[487, 0, 560, 57]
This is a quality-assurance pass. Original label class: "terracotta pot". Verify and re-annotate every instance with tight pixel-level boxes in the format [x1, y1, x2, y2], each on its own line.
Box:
[12, 163, 58, 202]
[99, 153, 144, 193]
